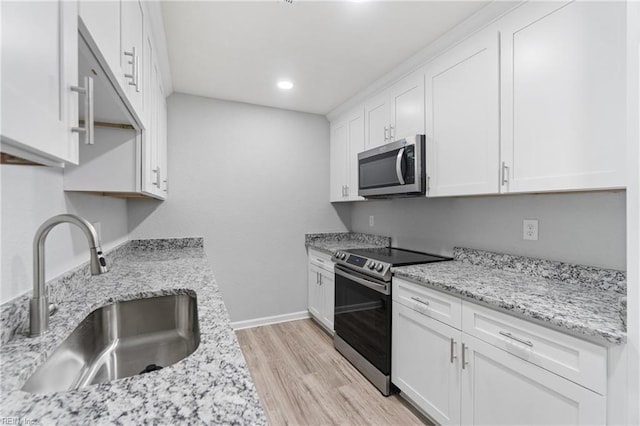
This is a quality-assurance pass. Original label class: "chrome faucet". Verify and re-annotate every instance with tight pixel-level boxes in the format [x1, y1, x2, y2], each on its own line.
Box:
[30, 214, 108, 337]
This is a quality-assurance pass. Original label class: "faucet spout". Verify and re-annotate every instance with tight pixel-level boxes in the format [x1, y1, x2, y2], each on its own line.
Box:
[30, 214, 108, 337]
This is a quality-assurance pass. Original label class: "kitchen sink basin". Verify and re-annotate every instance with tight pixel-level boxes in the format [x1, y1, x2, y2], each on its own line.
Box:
[22, 294, 200, 394]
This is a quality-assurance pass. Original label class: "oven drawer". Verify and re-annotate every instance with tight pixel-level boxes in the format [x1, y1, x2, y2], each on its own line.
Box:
[393, 278, 462, 330]
[462, 301, 607, 395]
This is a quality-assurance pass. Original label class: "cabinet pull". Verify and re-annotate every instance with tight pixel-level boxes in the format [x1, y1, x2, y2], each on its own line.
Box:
[71, 76, 94, 145]
[384, 126, 389, 142]
[163, 179, 168, 193]
[426, 175, 431, 193]
[389, 125, 395, 140]
[345, 185, 349, 197]
[499, 331, 533, 347]
[124, 47, 139, 92]
[462, 343, 468, 369]
[450, 338, 457, 364]
[410, 296, 429, 307]
[501, 161, 509, 186]
[152, 166, 161, 188]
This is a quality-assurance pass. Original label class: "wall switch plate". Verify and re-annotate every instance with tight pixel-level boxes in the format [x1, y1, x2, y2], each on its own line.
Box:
[369, 216, 374, 227]
[523, 219, 538, 241]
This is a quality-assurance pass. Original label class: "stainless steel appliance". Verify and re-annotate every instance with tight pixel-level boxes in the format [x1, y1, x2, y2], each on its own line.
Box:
[358, 135, 425, 198]
[332, 247, 451, 395]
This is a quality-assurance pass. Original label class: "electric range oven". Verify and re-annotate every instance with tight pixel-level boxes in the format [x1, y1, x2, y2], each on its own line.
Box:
[332, 247, 451, 396]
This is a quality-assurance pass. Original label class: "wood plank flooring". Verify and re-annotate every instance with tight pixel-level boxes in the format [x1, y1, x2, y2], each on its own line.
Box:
[236, 319, 433, 426]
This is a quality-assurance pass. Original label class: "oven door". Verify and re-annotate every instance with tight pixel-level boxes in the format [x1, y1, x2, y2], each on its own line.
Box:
[334, 265, 391, 375]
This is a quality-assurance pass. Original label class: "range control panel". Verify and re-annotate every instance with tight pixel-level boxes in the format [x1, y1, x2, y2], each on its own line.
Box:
[332, 251, 391, 281]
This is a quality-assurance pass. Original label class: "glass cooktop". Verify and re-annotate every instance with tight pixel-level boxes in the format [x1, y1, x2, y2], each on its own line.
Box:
[345, 247, 451, 266]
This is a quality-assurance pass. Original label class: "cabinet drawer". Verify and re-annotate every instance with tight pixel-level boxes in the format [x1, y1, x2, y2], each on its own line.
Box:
[393, 278, 462, 330]
[462, 301, 606, 395]
[308, 249, 334, 273]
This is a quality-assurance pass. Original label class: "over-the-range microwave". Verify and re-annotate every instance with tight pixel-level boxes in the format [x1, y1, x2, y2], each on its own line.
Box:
[358, 135, 425, 199]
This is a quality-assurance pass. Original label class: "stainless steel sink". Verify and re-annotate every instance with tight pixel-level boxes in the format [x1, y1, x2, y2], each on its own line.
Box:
[22, 294, 200, 394]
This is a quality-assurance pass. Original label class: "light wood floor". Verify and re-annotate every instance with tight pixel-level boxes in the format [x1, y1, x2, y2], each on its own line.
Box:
[236, 319, 433, 426]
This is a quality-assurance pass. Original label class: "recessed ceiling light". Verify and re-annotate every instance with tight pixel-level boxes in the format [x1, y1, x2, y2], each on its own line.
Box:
[277, 80, 294, 90]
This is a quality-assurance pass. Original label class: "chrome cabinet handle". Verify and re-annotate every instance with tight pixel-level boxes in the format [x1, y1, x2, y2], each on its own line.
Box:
[389, 125, 395, 140]
[384, 126, 389, 142]
[124, 47, 139, 91]
[345, 185, 349, 198]
[462, 343, 468, 369]
[71, 76, 94, 145]
[410, 296, 429, 306]
[502, 161, 509, 186]
[450, 338, 457, 364]
[426, 175, 431, 193]
[395, 147, 406, 185]
[499, 331, 533, 347]
[163, 179, 168, 193]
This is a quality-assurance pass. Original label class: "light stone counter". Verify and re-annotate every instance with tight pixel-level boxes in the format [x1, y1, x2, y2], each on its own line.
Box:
[0, 238, 267, 425]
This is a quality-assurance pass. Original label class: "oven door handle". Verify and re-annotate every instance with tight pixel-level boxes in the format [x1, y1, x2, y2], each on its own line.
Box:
[335, 266, 390, 295]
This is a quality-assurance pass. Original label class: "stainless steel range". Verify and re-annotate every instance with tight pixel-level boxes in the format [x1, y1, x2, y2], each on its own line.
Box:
[332, 247, 451, 396]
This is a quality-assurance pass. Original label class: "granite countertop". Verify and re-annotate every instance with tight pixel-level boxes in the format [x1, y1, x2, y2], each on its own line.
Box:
[393, 247, 627, 345]
[305, 232, 391, 256]
[0, 238, 267, 425]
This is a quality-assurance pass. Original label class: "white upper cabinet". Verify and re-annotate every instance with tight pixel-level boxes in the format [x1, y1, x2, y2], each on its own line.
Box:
[389, 70, 425, 142]
[364, 70, 425, 150]
[346, 109, 365, 201]
[120, 0, 144, 116]
[364, 92, 390, 149]
[425, 28, 500, 197]
[500, 1, 626, 193]
[79, 0, 145, 122]
[78, 1, 120, 77]
[330, 108, 365, 202]
[1, 0, 79, 165]
[330, 119, 348, 202]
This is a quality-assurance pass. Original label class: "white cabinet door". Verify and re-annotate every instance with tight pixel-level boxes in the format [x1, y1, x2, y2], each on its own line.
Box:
[346, 108, 365, 201]
[330, 120, 348, 202]
[461, 334, 606, 426]
[319, 268, 334, 331]
[365, 92, 390, 149]
[120, 0, 144, 116]
[500, 1, 626, 193]
[392, 302, 461, 426]
[78, 0, 120, 77]
[425, 29, 500, 197]
[308, 265, 322, 320]
[389, 70, 425, 141]
[1, 0, 79, 165]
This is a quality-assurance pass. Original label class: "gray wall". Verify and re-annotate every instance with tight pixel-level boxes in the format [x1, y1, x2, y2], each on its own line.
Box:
[128, 93, 350, 322]
[351, 192, 626, 270]
[1, 165, 129, 303]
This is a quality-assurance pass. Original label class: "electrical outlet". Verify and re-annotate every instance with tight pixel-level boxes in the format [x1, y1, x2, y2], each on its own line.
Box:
[369, 216, 374, 227]
[523, 219, 538, 241]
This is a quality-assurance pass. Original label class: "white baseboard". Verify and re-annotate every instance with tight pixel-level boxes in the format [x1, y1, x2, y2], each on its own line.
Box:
[230, 310, 311, 331]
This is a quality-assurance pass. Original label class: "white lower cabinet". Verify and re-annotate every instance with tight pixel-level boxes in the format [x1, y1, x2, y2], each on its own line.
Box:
[392, 278, 606, 426]
[461, 334, 605, 426]
[392, 301, 461, 425]
[307, 250, 334, 333]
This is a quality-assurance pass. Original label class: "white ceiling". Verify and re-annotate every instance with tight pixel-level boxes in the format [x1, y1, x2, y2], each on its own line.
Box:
[161, 1, 489, 115]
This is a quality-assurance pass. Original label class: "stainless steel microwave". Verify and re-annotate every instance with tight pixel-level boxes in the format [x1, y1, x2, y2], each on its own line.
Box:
[357, 135, 425, 198]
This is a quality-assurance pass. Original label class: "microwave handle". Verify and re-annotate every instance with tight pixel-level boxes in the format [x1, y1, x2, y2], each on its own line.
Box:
[395, 147, 406, 185]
